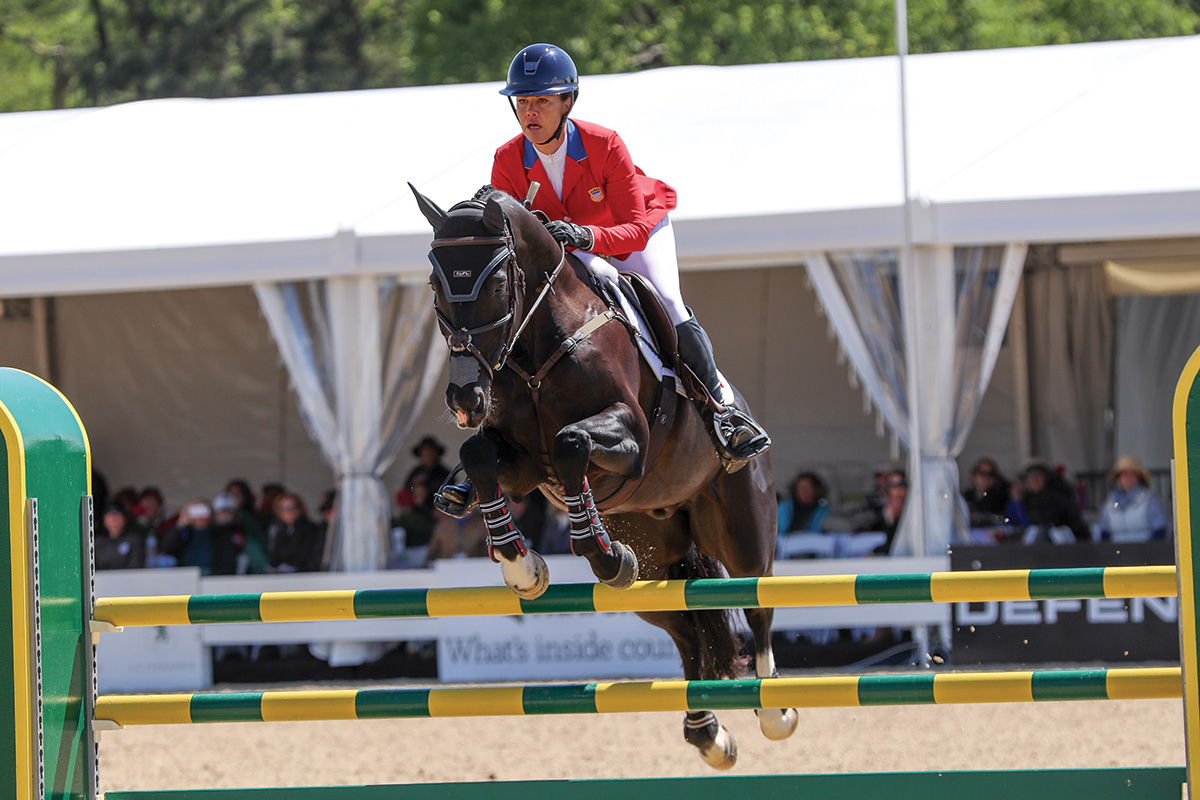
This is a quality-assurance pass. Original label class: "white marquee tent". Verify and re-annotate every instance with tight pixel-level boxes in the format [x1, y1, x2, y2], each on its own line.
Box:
[1, 35, 1197, 572]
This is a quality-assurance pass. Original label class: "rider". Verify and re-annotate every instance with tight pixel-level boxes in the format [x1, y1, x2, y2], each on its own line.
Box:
[436, 43, 769, 518]
[493, 43, 769, 465]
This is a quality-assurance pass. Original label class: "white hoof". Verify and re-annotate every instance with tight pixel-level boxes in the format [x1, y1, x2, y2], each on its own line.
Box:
[757, 707, 799, 741]
[501, 550, 549, 600]
[699, 724, 738, 770]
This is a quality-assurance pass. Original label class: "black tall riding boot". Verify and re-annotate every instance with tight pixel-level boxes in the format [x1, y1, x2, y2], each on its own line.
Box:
[674, 313, 770, 472]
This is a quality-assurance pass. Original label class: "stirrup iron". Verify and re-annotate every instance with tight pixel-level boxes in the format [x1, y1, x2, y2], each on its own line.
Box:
[710, 407, 771, 474]
[433, 465, 476, 518]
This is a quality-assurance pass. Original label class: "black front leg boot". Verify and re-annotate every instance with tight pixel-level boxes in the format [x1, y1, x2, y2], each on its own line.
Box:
[432, 465, 476, 518]
[674, 313, 771, 473]
[565, 477, 638, 588]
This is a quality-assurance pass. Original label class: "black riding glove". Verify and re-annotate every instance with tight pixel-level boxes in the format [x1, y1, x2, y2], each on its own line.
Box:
[544, 220, 594, 251]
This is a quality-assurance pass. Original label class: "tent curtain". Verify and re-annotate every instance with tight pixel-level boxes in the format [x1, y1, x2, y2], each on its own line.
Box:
[1025, 263, 1114, 475]
[1115, 294, 1200, 471]
[804, 243, 1026, 555]
[254, 273, 444, 573]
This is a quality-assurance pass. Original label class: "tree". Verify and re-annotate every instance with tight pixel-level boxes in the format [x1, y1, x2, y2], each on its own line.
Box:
[0, 0, 1196, 112]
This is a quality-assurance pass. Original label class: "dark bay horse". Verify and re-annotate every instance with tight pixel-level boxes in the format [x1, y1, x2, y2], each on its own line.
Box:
[411, 184, 797, 768]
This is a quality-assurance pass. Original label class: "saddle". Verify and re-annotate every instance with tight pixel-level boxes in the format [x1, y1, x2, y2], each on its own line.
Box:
[600, 272, 720, 412]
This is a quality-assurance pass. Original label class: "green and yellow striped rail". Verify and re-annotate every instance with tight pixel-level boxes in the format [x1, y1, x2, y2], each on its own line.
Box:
[93, 667, 1181, 727]
[91, 566, 1177, 628]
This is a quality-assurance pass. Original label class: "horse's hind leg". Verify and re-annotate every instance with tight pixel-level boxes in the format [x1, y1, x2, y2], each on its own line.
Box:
[459, 433, 548, 599]
[638, 608, 738, 771]
[745, 606, 799, 740]
[693, 458, 798, 741]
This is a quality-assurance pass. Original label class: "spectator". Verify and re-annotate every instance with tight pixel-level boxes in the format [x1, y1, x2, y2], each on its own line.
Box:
[1005, 458, 1090, 542]
[777, 471, 832, 535]
[258, 482, 286, 530]
[405, 436, 451, 512]
[111, 485, 140, 515]
[94, 503, 145, 570]
[135, 486, 168, 536]
[1099, 455, 1169, 542]
[92, 468, 110, 514]
[393, 486, 435, 549]
[316, 489, 337, 570]
[856, 469, 907, 553]
[161, 499, 238, 575]
[224, 478, 269, 572]
[425, 508, 488, 564]
[211, 493, 250, 575]
[539, 504, 573, 555]
[963, 457, 1011, 527]
[266, 492, 324, 573]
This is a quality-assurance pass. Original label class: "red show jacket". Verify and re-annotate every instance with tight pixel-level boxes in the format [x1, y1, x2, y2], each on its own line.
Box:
[491, 119, 677, 261]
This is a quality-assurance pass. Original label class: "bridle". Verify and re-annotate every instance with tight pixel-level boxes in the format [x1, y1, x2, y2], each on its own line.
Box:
[429, 212, 566, 384]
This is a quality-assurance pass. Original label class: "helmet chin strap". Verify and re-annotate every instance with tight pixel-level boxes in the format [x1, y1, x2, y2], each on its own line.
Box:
[509, 95, 574, 150]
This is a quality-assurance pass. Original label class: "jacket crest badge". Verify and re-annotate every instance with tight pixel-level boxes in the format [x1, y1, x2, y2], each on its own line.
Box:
[588, 187, 604, 202]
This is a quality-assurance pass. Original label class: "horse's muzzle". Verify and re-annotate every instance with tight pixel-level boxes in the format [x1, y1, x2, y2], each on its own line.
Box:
[447, 382, 488, 429]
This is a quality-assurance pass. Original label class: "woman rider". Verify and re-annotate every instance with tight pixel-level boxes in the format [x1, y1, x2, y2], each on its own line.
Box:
[436, 43, 769, 518]
[494, 42, 769, 466]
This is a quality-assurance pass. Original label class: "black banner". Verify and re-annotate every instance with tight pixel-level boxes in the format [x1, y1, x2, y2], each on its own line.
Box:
[950, 542, 1177, 665]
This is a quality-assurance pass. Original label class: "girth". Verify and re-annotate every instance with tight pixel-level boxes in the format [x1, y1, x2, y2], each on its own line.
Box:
[505, 309, 680, 511]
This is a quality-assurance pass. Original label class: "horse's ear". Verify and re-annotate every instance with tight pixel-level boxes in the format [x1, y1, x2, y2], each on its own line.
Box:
[482, 197, 505, 235]
[408, 182, 448, 231]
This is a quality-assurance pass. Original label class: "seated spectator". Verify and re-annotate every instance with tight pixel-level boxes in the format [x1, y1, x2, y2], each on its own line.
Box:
[315, 489, 337, 570]
[266, 492, 324, 573]
[778, 472, 832, 535]
[1099, 455, 1168, 542]
[224, 478, 269, 573]
[425, 508, 488, 564]
[161, 499, 238, 575]
[135, 486, 168, 536]
[855, 469, 907, 553]
[963, 457, 1011, 527]
[406, 436, 451, 512]
[211, 493, 250, 575]
[539, 505, 573, 555]
[512, 490, 547, 552]
[111, 485, 140, 515]
[393, 486, 435, 549]
[94, 503, 145, 570]
[1005, 458, 1090, 542]
[258, 482, 286, 530]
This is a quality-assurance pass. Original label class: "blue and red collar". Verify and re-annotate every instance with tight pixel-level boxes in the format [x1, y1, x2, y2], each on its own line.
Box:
[523, 119, 587, 169]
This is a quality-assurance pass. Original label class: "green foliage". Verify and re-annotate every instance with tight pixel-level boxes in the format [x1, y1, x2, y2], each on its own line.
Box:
[0, 0, 1196, 111]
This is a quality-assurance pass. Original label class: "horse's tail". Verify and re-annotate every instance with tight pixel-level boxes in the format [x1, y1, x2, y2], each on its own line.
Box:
[668, 549, 747, 680]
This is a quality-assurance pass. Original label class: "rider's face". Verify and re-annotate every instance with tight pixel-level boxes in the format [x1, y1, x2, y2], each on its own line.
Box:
[515, 94, 571, 150]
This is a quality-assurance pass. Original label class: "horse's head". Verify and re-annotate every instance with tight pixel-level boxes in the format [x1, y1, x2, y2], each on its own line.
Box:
[410, 183, 560, 429]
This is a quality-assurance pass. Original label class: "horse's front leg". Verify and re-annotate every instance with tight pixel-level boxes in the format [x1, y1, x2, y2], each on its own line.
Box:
[553, 402, 644, 588]
[459, 432, 548, 599]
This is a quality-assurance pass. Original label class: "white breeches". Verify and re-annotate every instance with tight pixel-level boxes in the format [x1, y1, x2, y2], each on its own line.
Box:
[577, 215, 689, 325]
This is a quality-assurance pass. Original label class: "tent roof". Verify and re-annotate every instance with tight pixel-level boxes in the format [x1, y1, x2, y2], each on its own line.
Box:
[1, 35, 1197, 297]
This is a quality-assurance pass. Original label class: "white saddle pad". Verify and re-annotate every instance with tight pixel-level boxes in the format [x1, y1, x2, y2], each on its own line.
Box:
[577, 253, 686, 397]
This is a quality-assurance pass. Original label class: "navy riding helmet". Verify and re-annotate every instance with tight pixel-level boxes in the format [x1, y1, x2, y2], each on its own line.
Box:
[500, 43, 579, 99]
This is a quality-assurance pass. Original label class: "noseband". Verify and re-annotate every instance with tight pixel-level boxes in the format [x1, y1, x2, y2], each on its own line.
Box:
[430, 213, 566, 384]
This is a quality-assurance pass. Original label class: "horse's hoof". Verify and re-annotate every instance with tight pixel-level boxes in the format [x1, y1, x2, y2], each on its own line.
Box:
[601, 541, 639, 589]
[699, 724, 738, 770]
[756, 707, 799, 740]
[504, 550, 549, 600]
